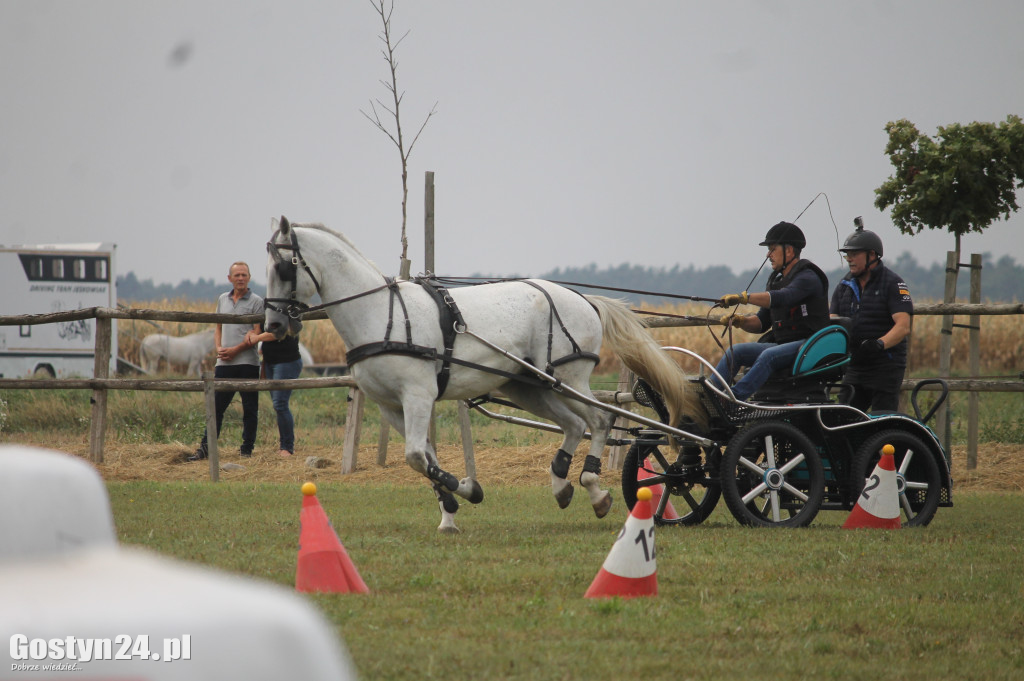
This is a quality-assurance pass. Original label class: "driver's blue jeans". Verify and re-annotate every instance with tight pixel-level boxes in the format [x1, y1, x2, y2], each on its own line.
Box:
[714, 340, 804, 400]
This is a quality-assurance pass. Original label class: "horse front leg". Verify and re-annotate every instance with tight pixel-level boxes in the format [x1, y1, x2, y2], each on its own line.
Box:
[395, 399, 480, 534]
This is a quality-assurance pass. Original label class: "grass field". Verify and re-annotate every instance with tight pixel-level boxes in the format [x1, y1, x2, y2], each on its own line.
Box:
[106, 482, 1024, 681]
[5, 298, 1024, 679]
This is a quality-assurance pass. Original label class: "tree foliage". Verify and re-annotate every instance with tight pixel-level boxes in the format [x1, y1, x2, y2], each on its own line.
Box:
[874, 116, 1024, 251]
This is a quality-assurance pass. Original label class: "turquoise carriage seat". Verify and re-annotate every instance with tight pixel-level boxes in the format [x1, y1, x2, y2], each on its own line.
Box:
[790, 323, 851, 378]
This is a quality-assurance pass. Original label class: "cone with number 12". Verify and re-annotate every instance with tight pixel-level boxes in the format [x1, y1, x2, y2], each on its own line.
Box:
[843, 444, 901, 530]
[584, 487, 658, 598]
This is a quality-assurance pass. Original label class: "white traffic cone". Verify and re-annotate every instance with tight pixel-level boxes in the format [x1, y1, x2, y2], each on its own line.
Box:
[843, 444, 901, 530]
[584, 488, 658, 598]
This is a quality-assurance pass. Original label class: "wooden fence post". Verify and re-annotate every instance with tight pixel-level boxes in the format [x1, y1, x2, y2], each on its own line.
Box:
[202, 371, 219, 482]
[967, 253, 982, 470]
[935, 251, 957, 455]
[376, 422, 390, 466]
[88, 315, 112, 463]
[342, 387, 365, 474]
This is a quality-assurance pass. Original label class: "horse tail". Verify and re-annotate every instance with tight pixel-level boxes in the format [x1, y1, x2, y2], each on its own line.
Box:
[586, 295, 708, 433]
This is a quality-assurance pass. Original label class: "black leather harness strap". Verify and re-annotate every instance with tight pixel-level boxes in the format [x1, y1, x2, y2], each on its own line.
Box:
[416, 277, 466, 398]
[343, 278, 467, 399]
[518, 280, 601, 372]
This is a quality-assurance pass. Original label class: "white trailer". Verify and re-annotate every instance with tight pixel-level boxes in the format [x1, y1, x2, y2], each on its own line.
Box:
[0, 242, 117, 378]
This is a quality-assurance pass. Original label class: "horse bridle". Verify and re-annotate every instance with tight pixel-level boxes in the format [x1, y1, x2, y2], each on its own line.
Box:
[265, 228, 391, 320]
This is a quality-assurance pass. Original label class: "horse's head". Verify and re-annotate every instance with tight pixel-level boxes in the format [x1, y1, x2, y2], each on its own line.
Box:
[265, 216, 318, 339]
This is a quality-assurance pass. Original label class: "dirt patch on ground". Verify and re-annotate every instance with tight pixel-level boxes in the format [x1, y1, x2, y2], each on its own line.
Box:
[7, 435, 1023, 494]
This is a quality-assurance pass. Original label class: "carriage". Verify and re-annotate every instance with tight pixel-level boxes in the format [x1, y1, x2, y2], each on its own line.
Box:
[263, 217, 952, 533]
[617, 330, 952, 528]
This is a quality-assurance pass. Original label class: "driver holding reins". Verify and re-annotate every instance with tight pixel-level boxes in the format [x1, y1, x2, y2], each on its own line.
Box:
[712, 221, 831, 400]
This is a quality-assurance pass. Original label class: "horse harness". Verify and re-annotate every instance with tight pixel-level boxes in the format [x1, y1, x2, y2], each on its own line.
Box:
[266, 230, 599, 399]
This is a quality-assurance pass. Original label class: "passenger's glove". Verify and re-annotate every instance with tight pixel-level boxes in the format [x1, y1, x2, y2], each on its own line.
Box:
[719, 291, 749, 306]
[856, 338, 885, 360]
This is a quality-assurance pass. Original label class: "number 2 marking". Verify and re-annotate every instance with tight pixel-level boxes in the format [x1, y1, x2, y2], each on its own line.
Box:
[861, 473, 880, 501]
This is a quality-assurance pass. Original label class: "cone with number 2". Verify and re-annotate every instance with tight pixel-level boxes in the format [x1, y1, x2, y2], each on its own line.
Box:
[843, 444, 901, 530]
[584, 487, 658, 598]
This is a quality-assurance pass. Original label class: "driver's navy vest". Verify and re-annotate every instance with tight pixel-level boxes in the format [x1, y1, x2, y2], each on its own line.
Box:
[767, 259, 830, 344]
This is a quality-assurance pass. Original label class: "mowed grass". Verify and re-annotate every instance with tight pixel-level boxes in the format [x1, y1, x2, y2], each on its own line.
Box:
[108, 482, 1024, 681]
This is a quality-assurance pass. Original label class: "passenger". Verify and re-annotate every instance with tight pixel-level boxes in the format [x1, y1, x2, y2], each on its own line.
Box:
[189, 261, 264, 461]
[831, 221, 913, 413]
[713, 222, 830, 400]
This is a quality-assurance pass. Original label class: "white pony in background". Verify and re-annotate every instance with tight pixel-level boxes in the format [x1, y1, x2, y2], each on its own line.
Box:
[140, 329, 215, 376]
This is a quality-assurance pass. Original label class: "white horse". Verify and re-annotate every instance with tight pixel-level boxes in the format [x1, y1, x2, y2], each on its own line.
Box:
[139, 329, 215, 376]
[264, 217, 705, 533]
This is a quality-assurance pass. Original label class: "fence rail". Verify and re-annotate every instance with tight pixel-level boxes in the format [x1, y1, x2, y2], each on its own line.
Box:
[2, 302, 1021, 479]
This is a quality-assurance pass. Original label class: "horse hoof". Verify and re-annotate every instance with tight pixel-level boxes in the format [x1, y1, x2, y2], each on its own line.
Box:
[592, 492, 613, 519]
[438, 524, 461, 535]
[461, 478, 484, 505]
[554, 483, 574, 510]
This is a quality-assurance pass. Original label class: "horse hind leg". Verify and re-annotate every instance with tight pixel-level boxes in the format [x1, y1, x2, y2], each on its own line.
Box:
[576, 407, 615, 518]
[501, 384, 586, 511]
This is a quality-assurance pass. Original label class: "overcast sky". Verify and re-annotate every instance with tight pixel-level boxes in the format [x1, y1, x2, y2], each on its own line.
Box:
[3, 1, 1022, 291]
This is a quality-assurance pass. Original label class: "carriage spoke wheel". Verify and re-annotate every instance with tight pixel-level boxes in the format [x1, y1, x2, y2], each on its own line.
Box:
[720, 421, 824, 528]
[851, 429, 942, 527]
[621, 441, 721, 526]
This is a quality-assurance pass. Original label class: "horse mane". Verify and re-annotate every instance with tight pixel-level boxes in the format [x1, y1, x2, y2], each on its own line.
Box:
[288, 221, 384, 276]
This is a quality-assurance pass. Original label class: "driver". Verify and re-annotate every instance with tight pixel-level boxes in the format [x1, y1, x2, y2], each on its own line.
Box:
[712, 222, 830, 400]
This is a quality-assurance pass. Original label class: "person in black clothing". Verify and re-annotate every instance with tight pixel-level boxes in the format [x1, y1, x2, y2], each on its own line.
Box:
[247, 327, 304, 456]
[830, 220, 913, 413]
[713, 222, 830, 400]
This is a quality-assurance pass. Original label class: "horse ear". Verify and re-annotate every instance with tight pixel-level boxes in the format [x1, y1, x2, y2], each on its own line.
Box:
[280, 215, 290, 234]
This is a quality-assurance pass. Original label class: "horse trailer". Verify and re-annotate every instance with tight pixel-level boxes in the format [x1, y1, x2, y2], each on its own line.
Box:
[0, 242, 117, 378]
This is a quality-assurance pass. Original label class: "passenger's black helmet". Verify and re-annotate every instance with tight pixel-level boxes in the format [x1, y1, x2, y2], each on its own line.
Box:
[759, 221, 806, 249]
[840, 218, 884, 257]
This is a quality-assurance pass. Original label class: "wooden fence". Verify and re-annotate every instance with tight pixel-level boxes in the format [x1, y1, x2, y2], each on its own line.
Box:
[1, 301, 1022, 480]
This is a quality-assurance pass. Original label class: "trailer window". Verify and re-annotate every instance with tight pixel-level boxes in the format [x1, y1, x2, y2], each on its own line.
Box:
[51, 258, 65, 279]
[20, 325, 31, 338]
[94, 258, 108, 281]
[73, 259, 87, 279]
[29, 257, 44, 279]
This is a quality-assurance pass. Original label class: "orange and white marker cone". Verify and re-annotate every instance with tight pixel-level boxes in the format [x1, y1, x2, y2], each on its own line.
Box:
[638, 456, 679, 520]
[843, 445, 901, 530]
[295, 482, 370, 593]
[584, 487, 658, 598]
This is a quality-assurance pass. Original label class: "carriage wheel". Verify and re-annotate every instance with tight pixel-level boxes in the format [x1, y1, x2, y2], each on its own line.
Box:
[851, 429, 942, 527]
[621, 441, 721, 526]
[720, 420, 824, 528]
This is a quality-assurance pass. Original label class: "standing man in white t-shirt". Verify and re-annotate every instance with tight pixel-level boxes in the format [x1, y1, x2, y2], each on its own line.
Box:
[190, 261, 264, 461]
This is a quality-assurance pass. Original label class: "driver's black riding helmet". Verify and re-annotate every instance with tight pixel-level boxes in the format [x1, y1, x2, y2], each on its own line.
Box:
[759, 221, 806, 249]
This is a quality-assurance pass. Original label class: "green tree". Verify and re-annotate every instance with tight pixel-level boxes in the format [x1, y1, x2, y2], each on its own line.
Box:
[874, 115, 1024, 261]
